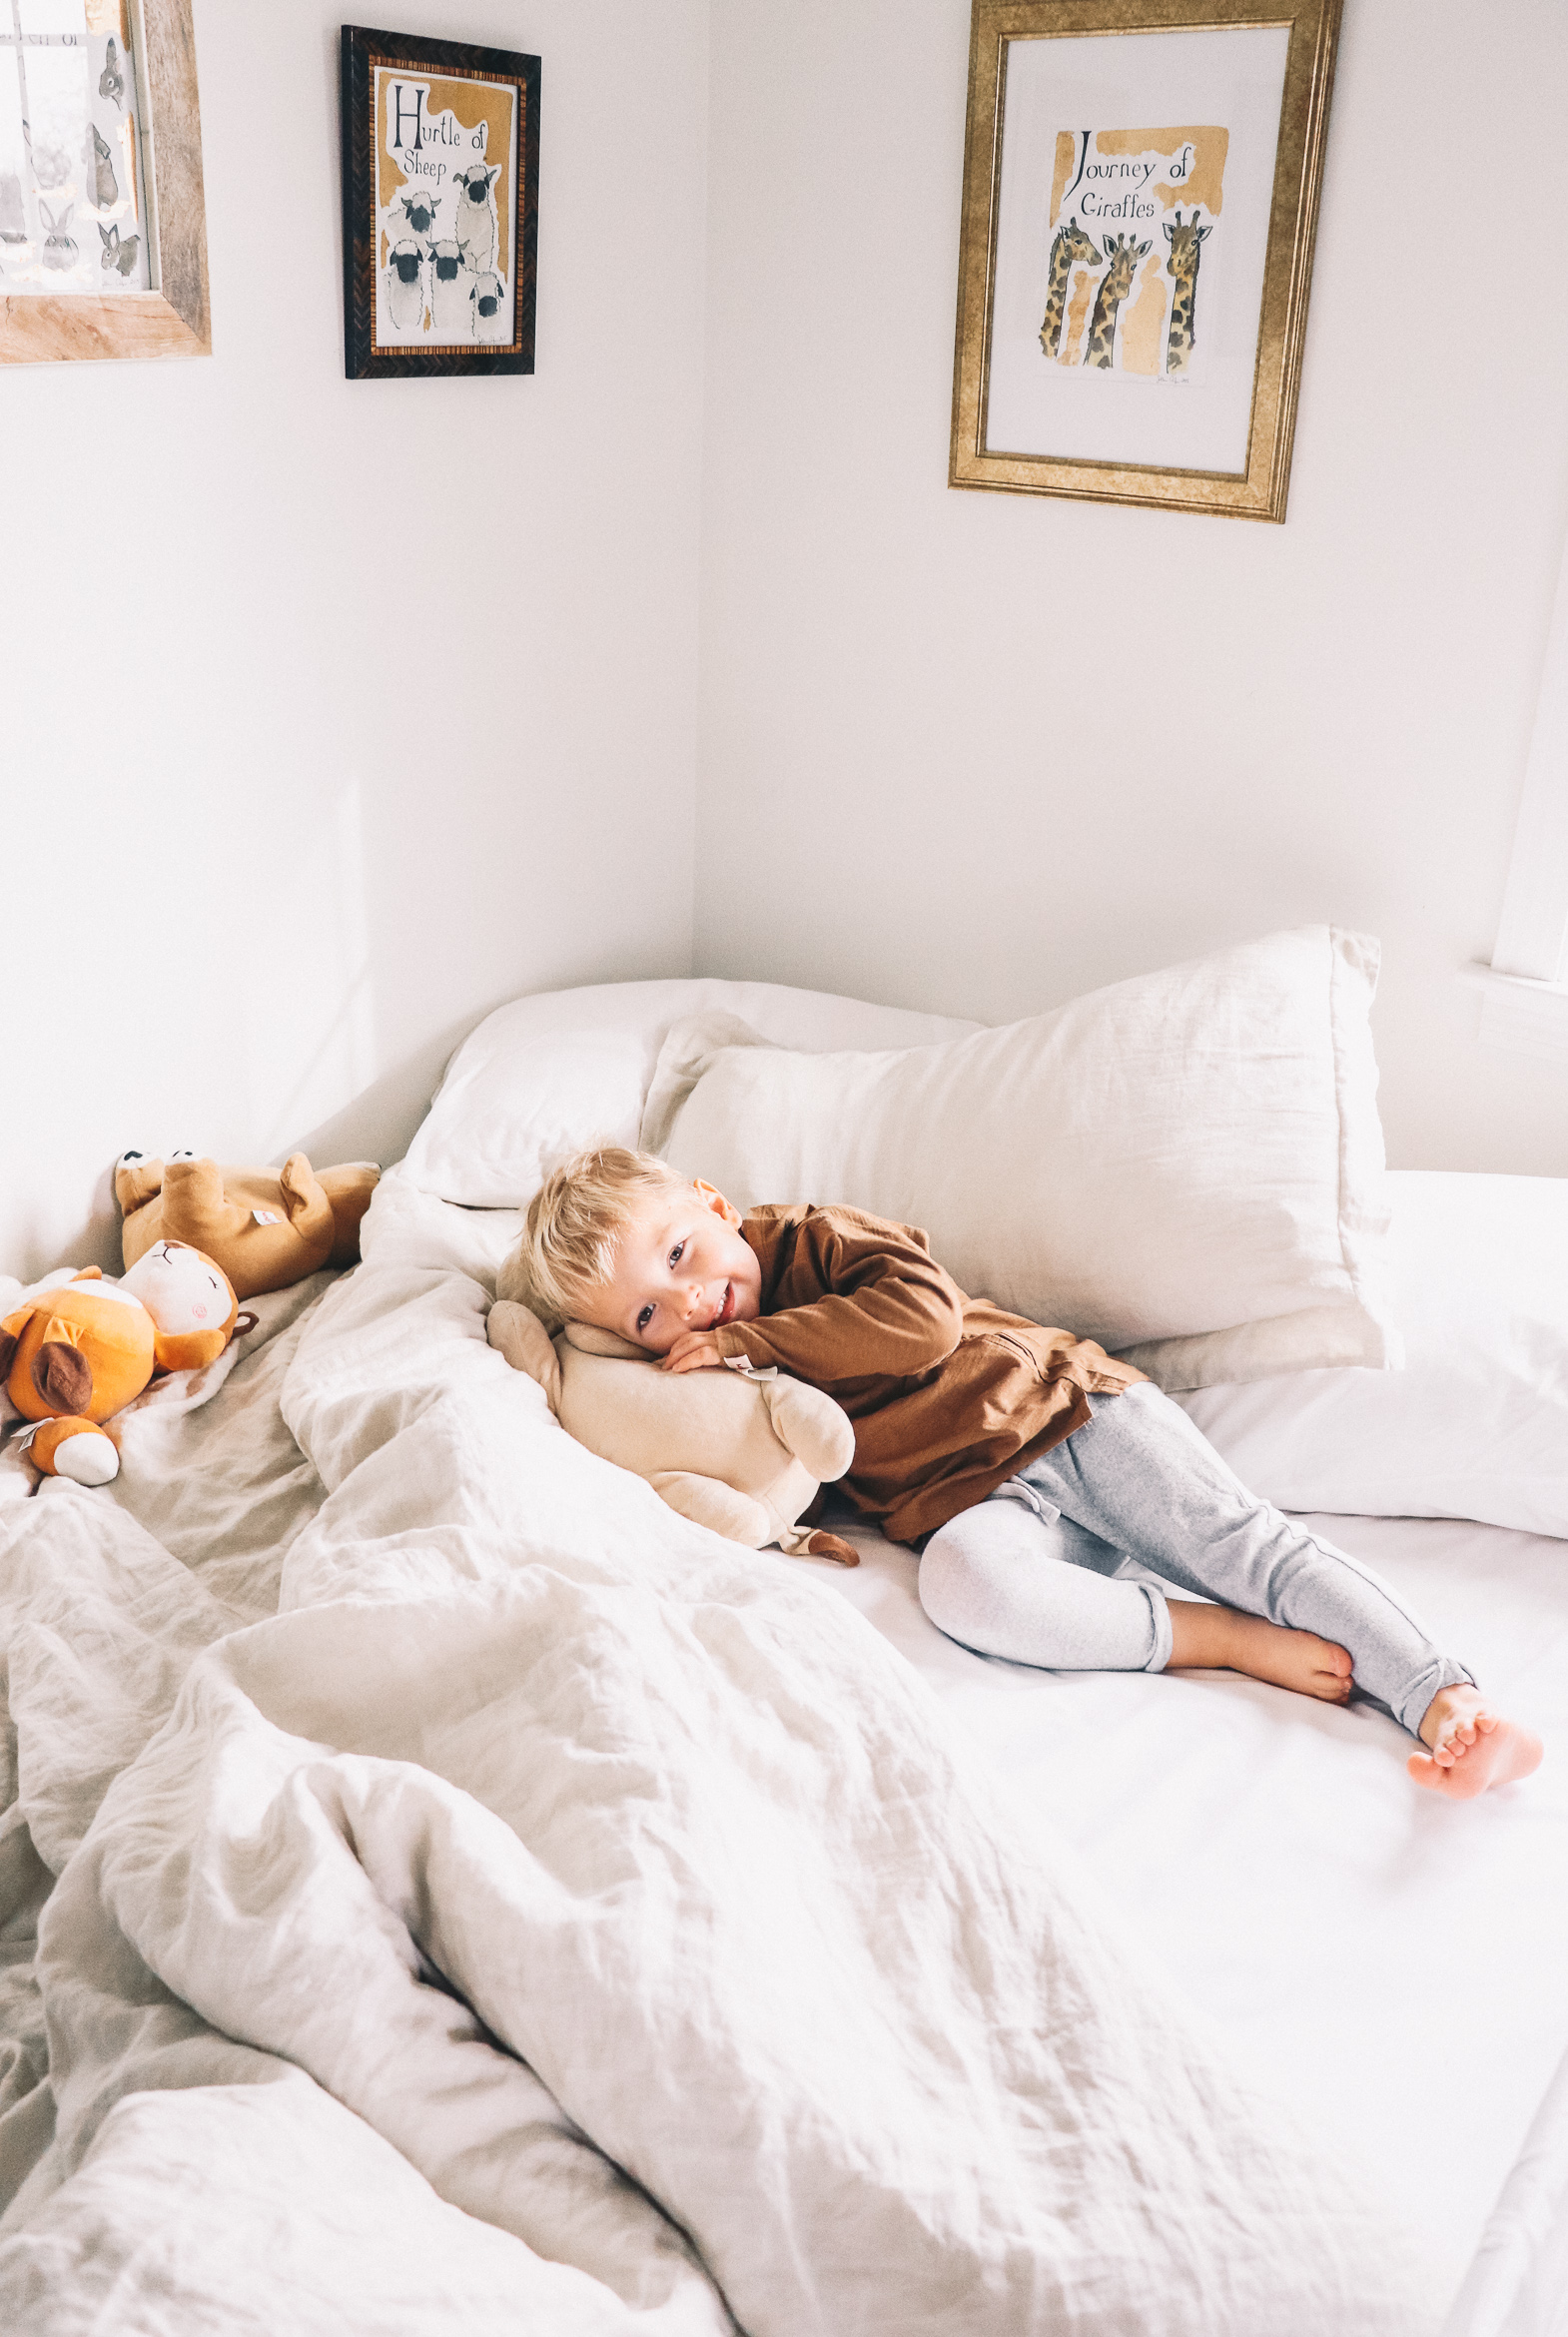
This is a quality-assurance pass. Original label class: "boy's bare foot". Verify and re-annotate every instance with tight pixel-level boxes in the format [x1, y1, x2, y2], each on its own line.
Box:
[1166, 1601, 1353, 1704]
[1408, 1685, 1543, 1799]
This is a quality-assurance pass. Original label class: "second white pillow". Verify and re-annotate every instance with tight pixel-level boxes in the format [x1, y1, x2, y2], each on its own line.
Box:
[641, 928, 1397, 1392]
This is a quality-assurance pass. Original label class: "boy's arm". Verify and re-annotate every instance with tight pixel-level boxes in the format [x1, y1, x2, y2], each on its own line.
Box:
[711, 1215, 966, 1384]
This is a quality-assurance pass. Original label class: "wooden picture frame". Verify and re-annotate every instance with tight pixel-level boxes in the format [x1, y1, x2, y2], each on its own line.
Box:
[950, 0, 1341, 520]
[340, 25, 539, 382]
[0, 0, 210, 367]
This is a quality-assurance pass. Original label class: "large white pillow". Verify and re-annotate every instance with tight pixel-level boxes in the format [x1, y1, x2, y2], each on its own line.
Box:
[641, 929, 1397, 1392]
[400, 978, 979, 1208]
[1178, 1170, 1568, 1538]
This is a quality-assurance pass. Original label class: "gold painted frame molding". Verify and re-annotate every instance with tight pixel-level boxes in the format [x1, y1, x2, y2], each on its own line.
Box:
[0, 0, 211, 367]
[950, 0, 1341, 520]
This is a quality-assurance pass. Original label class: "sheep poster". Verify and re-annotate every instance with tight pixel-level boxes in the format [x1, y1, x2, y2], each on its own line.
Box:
[342, 28, 539, 381]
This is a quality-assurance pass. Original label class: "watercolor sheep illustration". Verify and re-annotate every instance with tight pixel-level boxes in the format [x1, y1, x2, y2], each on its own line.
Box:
[452, 162, 500, 279]
[428, 239, 470, 337]
[395, 188, 440, 256]
[471, 270, 506, 343]
[386, 236, 426, 331]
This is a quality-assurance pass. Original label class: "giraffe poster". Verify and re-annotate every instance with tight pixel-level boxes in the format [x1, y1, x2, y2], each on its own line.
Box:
[952, 5, 1341, 517]
[1040, 129, 1228, 380]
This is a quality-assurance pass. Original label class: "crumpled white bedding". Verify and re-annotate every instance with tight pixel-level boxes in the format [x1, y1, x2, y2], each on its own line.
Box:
[0, 1174, 1452, 2333]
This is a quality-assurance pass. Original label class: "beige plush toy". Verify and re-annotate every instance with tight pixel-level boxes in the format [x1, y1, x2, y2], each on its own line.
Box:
[487, 1300, 860, 1564]
[117, 1152, 380, 1300]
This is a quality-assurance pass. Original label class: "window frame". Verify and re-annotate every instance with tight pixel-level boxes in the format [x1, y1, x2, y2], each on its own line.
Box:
[1466, 522, 1568, 1065]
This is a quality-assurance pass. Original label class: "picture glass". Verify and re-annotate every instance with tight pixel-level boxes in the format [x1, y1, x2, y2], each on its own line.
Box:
[986, 25, 1289, 474]
[0, 0, 150, 295]
[373, 60, 519, 354]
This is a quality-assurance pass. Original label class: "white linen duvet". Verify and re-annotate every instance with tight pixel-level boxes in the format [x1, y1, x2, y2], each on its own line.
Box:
[0, 1179, 1445, 2337]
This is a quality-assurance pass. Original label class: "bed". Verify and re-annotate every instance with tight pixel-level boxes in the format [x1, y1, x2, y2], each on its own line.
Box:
[1, 941, 1564, 2336]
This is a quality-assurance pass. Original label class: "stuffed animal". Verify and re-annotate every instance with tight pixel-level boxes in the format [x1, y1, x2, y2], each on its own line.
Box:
[1, 1241, 254, 1485]
[487, 1300, 860, 1564]
[117, 1152, 380, 1299]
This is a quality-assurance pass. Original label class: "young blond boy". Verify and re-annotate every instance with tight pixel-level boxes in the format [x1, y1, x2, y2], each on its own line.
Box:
[507, 1147, 1542, 1800]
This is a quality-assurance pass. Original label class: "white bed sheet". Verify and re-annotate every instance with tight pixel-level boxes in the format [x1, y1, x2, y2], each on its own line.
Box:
[818, 1506, 1568, 2309]
[1, 1169, 1561, 2332]
[0, 1181, 1444, 2337]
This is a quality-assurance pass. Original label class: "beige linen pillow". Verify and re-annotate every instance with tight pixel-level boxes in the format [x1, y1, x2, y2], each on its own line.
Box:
[640, 929, 1397, 1392]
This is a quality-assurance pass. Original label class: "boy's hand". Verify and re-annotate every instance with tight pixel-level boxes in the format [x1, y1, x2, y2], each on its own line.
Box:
[661, 1330, 729, 1374]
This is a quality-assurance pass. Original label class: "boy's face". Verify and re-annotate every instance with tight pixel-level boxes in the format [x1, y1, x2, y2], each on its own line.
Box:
[583, 1180, 763, 1354]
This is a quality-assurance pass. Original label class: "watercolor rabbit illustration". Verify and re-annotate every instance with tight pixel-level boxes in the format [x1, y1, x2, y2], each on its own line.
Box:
[100, 36, 126, 109]
[39, 201, 78, 271]
[90, 124, 120, 211]
[99, 221, 140, 278]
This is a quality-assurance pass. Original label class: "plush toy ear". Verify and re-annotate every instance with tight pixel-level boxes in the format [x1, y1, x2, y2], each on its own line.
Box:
[150, 1328, 227, 1373]
[487, 1300, 563, 1413]
[33, 1341, 93, 1413]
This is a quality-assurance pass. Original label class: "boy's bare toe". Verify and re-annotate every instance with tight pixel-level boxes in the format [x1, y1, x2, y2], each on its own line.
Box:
[1408, 1717, 1543, 1800]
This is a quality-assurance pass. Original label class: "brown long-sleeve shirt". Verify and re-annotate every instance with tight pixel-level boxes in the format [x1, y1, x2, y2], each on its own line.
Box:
[711, 1203, 1145, 1546]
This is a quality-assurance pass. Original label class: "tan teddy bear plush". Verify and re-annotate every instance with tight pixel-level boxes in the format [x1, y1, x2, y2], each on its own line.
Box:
[117, 1152, 380, 1300]
[487, 1299, 860, 1563]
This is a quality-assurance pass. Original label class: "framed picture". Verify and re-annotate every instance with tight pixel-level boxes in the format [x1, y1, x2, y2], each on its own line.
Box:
[0, 0, 211, 367]
[950, 0, 1341, 520]
[340, 25, 539, 382]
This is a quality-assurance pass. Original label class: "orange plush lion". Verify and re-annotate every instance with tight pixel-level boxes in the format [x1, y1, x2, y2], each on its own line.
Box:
[1, 1241, 253, 1484]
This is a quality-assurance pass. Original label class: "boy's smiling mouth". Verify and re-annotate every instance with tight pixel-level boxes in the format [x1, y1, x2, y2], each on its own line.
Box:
[706, 1281, 736, 1330]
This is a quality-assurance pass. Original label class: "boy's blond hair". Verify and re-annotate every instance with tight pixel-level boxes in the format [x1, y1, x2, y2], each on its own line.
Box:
[496, 1146, 693, 1328]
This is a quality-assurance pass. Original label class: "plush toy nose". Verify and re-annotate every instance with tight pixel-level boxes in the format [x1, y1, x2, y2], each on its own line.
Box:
[33, 1341, 92, 1413]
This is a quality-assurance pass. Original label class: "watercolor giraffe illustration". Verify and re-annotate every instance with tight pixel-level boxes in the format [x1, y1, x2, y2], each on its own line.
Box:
[1163, 208, 1213, 377]
[1039, 218, 1102, 359]
[1083, 234, 1151, 370]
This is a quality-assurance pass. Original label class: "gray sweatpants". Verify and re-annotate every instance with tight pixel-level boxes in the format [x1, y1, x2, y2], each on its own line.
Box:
[917, 1384, 1471, 1740]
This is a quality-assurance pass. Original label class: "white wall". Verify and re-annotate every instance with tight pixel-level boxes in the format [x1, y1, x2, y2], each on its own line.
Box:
[10, 0, 1568, 1296]
[2, 0, 708, 1279]
[693, 0, 1568, 1174]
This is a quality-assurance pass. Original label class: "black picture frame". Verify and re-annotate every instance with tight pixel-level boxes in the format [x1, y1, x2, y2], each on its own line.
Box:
[341, 25, 539, 381]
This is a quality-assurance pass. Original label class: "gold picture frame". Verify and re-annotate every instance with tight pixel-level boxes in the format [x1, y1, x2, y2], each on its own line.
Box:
[950, 0, 1341, 520]
[0, 0, 211, 367]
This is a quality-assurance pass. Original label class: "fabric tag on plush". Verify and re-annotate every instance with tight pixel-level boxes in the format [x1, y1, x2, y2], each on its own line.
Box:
[723, 1355, 775, 1378]
[252, 1208, 282, 1226]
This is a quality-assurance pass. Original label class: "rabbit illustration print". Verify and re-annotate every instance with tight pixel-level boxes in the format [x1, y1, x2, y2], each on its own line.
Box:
[100, 37, 126, 110]
[40, 203, 78, 273]
[99, 222, 140, 279]
[90, 126, 120, 212]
